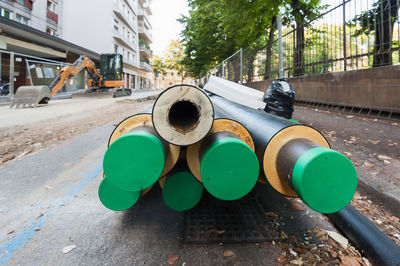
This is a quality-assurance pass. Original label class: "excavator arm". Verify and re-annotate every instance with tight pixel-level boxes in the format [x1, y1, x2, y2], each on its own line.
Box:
[49, 56, 103, 96]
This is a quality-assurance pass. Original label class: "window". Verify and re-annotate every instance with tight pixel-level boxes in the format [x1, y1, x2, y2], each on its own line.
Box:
[127, 30, 130, 40]
[0, 8, 12, 19]
[127, 52, 130, 62]
[114, 19, 119, 31]
[16, 0, 25, 5]
[15, 14, 30, 25]
[47, 0, 57, 14]
[114, 44, 119, 54]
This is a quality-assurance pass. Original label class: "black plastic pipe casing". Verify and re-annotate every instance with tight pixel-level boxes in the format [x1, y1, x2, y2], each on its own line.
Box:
[328, 205, 400, 266]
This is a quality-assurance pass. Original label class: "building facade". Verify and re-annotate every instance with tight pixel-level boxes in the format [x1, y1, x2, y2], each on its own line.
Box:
[63, 0, 153, 91]
[0, 0, 63, 36]
[155, 69, 196, 90]
[0, 0, 101, 96]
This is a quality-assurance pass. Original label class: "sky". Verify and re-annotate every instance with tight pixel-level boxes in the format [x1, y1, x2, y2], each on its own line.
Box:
[150, 0, 189, 57]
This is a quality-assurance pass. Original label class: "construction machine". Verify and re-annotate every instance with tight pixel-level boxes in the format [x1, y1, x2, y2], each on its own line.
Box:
[11, 53, 131, 108]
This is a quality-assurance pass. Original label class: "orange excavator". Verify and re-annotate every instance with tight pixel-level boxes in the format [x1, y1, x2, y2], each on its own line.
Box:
[11, 53, 131, 108]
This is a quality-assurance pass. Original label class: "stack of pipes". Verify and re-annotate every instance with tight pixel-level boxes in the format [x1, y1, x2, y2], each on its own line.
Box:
[98, 84, 357, 214]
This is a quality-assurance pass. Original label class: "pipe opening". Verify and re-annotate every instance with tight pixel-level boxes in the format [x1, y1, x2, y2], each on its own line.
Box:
[168, 100, 200, 132]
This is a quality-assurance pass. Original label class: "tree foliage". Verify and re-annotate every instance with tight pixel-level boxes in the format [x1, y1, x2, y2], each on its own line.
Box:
[179, 0, 325, 78]
[151, 54, 166, 82]
[163, 39, 187, 82]
[348, 0, 399, 67]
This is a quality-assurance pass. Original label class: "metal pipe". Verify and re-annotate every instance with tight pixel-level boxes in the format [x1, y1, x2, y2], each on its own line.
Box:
[152, 85, 214, 146]
[209, 94, 357, 213]
[9, 52, 14, 97]
[187, 109, 259, 200]
[328, 205, 400, 266]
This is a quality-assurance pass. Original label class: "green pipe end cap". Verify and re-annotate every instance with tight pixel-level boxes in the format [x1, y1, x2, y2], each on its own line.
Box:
[292, 147, 357, 214]
[103, 131, 165, 192]
[162, 171, 203, 212]
[98, 178, 140, 211]
[200, 137, 259, 201]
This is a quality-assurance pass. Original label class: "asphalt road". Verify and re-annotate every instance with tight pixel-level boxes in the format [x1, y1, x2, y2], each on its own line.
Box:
[0, 121, 346, 265]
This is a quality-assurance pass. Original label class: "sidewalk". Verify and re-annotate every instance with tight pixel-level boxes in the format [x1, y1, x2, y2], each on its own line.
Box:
[0, 90, 161, 129]
[293, 105, 400, 215]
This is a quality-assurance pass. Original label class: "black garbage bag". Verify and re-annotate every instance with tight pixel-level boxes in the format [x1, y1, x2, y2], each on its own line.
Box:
[263, 79, 295, 119]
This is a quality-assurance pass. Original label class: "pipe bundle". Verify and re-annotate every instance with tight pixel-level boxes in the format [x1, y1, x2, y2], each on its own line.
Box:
[98, 84, 357, 214]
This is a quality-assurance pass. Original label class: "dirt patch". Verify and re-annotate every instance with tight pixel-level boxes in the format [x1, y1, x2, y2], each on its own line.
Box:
[0, 99, 154, 167]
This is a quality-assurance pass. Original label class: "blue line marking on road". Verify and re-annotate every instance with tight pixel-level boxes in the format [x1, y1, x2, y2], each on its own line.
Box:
[0, 162, 103, 265]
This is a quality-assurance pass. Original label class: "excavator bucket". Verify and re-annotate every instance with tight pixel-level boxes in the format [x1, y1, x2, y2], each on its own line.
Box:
[10, 86, 52, 108]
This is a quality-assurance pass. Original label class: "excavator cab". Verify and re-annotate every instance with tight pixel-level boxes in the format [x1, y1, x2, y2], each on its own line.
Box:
[100, 54, 123, 82]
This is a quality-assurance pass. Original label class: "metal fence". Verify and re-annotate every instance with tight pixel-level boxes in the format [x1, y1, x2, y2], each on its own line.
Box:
[209, 0, 400, 83]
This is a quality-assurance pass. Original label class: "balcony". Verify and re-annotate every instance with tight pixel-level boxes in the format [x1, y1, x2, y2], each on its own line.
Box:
[112, 1, 135, 32]
[139, 44, 152, 59]
[138, 23, 152, 44]
[112, 28, 134, 50]
[138, 8, 152, 29]
[140, 61, 153, 72]
[139, 0, 152, 15]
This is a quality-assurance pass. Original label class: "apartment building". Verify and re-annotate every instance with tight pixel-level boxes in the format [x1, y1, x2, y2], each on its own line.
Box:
[0, 0, 99, 95]
[0, 0, 63, 36]
[63, 0, 153, 91]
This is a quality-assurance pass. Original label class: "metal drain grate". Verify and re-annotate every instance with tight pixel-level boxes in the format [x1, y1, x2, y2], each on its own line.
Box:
[183, 192, 280, 244]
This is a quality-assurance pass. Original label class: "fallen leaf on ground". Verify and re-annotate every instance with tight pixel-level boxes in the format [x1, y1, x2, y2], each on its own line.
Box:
[168, 254, 179, 265]
[276, 255, 286, 263]
[290, 258, 304, 265]
[378, 154, 392, 161]
[264, 212, 277, 217]
[290, 202, 304, 211]
[363, 162, 373, 167]
[62, 245, 76, 254]
[368, 139, 380, 145]
[44, 185, 53, 190]
[35, 227, 40, 231]
[340, 256, 361, 266]
[223, 250, 236, 257]
[64, 162, 73, 167]
[326, 230, 348, 249]
[7, 229, 14, 234]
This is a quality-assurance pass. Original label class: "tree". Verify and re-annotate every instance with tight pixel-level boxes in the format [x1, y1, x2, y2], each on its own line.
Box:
[349, 0, 399, 67]
[179, 0, 280, 78]
[164, 40, 187, 83]
[151, 55, 166, 85]
[282, 0, 326, 76]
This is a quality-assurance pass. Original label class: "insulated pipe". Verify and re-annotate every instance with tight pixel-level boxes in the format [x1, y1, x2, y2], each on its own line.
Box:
[328, 205, 400, 266]
[103, 113, 180, 192]
[159, 156, 203, 212]
[209, 95, 357, 213]
[187, 112, 259, 201]
[98, 179, 153, 211]
[152, 85, 214, 146]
